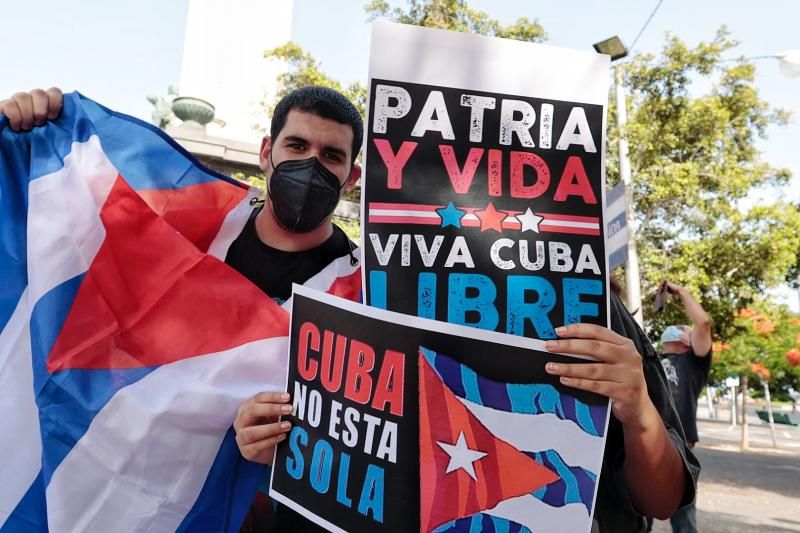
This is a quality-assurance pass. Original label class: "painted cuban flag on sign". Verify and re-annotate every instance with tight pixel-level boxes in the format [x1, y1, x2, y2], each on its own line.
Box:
[0, 93, 361, 532]
[420, 348, 605, 533]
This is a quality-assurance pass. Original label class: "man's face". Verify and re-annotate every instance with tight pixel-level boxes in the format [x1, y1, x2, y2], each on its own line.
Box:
[259, 109, 358, 192]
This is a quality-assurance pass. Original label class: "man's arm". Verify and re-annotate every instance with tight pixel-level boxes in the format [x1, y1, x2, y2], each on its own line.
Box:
[665, 282, 712, 356]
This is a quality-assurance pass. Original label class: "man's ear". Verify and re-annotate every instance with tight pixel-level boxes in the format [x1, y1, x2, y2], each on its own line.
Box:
[343, 164, 362, 194]
[258, 136, 272, 173]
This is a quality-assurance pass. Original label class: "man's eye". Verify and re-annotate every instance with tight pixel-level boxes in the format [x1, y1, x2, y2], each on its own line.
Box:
[326, 152, 342, 162]
[288, 143, 305, 150]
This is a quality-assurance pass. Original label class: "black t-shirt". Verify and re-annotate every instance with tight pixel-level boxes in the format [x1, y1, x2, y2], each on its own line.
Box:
[658, 348, 712, 444]
[225, 207, 354, 304]
[226, 207, 354, 533]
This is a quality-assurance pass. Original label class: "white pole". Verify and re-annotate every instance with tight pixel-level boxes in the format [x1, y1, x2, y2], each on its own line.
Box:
[615, 67, 643, 326]
[764, 382, 779, 448]
[729, 386, 737, 427]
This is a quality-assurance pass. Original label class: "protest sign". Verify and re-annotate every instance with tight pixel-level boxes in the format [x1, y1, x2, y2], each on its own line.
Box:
[362, 22, 611, 339]
[270, 285, 611, 533]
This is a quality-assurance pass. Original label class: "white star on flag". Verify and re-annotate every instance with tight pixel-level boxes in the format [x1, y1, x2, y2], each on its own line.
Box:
[517, 208, 544, 233]
[437, 431, 488, 480]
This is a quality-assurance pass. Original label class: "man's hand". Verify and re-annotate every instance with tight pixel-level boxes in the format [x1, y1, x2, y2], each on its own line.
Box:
[0, 88, 63, 131]
[544, 323, 657, 429]
[659, 280, 713, 355]
[234, 391, 293, 465]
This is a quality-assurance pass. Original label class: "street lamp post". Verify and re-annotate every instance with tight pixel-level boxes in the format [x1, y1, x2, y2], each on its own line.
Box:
[594, 36, 644, 326]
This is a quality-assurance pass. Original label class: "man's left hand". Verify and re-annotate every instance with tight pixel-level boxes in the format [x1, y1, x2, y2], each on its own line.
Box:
[544, 323, 655, 429]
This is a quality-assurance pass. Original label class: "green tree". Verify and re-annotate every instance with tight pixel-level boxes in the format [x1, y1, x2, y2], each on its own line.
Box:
[262, 42, 368, 120]
[608, 28, 800, 338]
[364, 0, 546, 42]
[711, 304, 800, 397]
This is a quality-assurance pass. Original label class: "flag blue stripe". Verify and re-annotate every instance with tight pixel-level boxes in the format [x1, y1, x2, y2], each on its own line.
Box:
[176, 428, 264, 532]
[0, 471, 48, 533]
[0, 117, 31, 336]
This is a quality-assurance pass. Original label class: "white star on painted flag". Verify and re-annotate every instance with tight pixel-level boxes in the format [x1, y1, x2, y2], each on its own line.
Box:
[436, 431, 487, 480]
[517, 208, 543, 233]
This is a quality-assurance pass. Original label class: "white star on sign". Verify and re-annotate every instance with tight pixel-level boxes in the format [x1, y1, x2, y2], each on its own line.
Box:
[436, 431, 487, 480]
[517, 208, 544, 233]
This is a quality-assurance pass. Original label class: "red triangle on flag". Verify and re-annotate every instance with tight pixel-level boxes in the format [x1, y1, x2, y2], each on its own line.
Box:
[419, 352, 560, 532]
[46, 175, 288, 372]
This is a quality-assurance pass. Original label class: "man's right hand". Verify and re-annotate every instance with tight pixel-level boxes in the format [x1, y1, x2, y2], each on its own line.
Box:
[0, 88, 63, 131]
[233, 391, 293, 465]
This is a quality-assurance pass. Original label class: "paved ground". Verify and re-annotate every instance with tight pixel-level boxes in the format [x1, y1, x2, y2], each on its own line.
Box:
[651, 418, 800, 532]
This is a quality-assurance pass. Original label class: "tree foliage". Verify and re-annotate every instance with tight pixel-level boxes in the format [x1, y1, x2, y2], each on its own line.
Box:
[607, 28, 800, 339]
[710, 303, 800, 396]
[262, 42, 368, 121]
[363, 0, 546, 42]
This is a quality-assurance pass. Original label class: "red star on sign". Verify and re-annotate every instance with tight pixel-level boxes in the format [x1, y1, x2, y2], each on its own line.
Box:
[474, 202, 507, 233]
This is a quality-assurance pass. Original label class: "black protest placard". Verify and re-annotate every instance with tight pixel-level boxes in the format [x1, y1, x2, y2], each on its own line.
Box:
[270, 286, 610, 533]
[362, 74, 609, 339]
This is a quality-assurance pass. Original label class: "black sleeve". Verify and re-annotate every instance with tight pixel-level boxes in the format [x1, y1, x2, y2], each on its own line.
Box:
[600, 294, 701, 521]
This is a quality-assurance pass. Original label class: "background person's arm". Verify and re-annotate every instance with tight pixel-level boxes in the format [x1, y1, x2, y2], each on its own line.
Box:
[664, 281, 712, 356]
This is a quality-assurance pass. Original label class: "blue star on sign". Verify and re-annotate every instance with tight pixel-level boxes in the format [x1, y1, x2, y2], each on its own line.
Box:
[436, 201, 466, 228]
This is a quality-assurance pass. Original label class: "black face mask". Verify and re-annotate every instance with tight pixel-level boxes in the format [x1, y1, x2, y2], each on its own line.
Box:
[267, 154, 344, 233]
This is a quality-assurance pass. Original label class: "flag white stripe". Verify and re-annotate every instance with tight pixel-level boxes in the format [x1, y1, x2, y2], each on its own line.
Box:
[27, 136, 118, 306]
[206, 185, 262, 261]
[0, 289, 41, 527]
[46, 336, 288, 532]
[459, 398, 604, 473]
[486, 493, 590, 533]
[281, 247, 362, 312]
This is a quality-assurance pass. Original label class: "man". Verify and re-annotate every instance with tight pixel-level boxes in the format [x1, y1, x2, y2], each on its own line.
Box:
[2, 88, 698, 533]
[657, 281, 713, 533]
[1, 85, 362, 531]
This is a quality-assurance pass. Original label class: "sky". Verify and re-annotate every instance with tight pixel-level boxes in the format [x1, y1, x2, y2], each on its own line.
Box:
[1, 0, 798, 307]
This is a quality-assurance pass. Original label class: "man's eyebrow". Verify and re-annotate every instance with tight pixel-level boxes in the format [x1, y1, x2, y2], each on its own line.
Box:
[282, 136, 347, 158]
[323, 145, 348, 159]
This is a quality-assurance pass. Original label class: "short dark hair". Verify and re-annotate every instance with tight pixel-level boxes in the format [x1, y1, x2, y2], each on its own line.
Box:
[270, 86, 363, 163]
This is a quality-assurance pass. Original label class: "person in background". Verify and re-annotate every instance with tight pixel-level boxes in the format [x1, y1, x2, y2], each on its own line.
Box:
[656, 281, 713, 533]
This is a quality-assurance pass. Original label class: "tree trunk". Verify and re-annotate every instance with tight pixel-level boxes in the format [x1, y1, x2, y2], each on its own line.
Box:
[740, 375, 749, 450]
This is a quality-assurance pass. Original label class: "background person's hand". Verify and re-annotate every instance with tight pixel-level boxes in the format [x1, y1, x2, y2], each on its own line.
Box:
[233, 391, 293, 465]
[544, 323, 657, 428]
[0, 87, 63, 131]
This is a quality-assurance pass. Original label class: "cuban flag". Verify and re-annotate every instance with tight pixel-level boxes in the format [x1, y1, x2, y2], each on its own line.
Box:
[0, 93, 361, 531]
[419, 347, 608, 533]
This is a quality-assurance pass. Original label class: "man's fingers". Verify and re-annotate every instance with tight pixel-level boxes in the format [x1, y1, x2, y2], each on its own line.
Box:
[239, 428, 290, 463]
[31, 89, 49, 126]
[12, 92, 34, 131]
[555, 323, 627, 345]
[557, 375, 616, 397]
[237, 420, 292, 447]
[46, 87, 63, 120]
[254, 391, 291, 404]
[545, 337, 623, 362]
[1, 99, 22, 131]
[234, 399, 291, 431]
[545, 362, 620, 383]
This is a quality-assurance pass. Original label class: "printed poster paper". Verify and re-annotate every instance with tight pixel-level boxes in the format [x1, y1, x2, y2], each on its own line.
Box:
[361, 22, 611, 338]
[269, 285, 611, 533]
